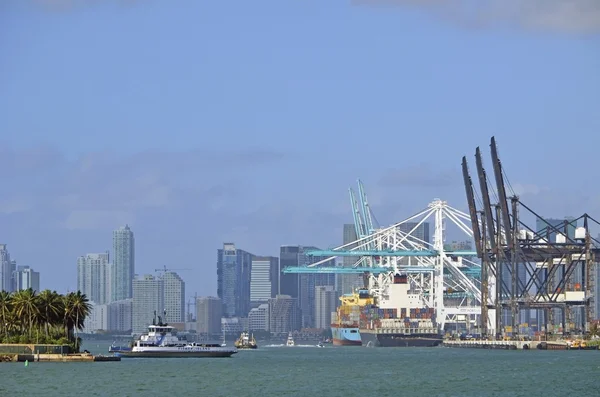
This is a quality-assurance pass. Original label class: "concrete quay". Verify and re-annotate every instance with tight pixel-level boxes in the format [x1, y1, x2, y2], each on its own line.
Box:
[0, 353, 120, 362]
[442, 339, 571, 350]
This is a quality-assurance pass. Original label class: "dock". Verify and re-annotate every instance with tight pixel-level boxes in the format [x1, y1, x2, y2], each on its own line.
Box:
[442, 339, 598, 350]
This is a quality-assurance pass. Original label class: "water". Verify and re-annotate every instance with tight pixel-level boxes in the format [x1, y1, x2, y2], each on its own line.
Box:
[1, 341, 598, 396]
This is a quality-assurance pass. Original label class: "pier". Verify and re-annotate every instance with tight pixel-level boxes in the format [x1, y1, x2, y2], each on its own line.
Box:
[442, 339, 598, 350]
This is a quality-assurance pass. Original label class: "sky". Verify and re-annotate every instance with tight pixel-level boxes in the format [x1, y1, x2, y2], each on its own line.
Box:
[1, 0, 599, 298]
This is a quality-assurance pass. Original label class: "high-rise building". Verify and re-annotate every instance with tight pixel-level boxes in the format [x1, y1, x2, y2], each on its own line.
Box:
[314, 285, 337, 329]
[13, 265, 40, 292]
[279, 245, 335, 328]
[216, 243, 253, 318]
[337, 224, 364, 296]
[112, 225, 135, 302]
[107, 299, 133, 332]
[132, 274, 164, 334]
[399, 222, 430, 244]
[196, 296, 222, 336]
[279, 246, 301, 298]
[162, 271, 185, 323]
[536, 217, 576, 242]
[0, 245, 14, 292]
[269, 295, 301, 334]
[250, 256, 279, 305]
[248, 303, 270, 331]
[77, 252, 112, 304]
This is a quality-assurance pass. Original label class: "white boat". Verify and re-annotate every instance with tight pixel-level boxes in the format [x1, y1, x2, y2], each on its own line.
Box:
[317, 342, 324, 348]
[286, 332, 295, 347]
[117, 311, 237, 358]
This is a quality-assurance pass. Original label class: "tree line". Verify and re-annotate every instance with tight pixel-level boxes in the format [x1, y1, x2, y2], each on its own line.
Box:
[0, 289, 91, 352]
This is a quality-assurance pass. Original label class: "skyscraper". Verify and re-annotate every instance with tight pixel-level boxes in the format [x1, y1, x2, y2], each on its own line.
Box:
[399, 222, 430, 244]
[162, 271, 185, 323]
[132, 274, 164, 334]
[337, 224, 364, 296]
[112, 225, 135, 302]
[0, 244, 14, 292]
[250, 256, 279, 305]
[216, 243, 253, 318]
[77, 252, 111, 304]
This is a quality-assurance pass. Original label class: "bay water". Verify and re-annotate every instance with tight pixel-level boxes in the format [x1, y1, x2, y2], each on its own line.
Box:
[1, 341, 597, 396]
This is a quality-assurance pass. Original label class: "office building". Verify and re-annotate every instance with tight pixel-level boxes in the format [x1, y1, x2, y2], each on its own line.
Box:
[196, 296, 222, 336]
[337, 224, 364, 296]
[250, 256, 279, 305]
[314, 285, 337, 329]
[112, 225, 135, 302]
[248, 303, 270, 332]
[217, 243, 253, 317]
[269, 295, 301, 334]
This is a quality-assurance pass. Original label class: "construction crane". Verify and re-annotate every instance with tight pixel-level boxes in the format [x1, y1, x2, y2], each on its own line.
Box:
[154, 265, 192, 274]
[187, 292, 198, 322]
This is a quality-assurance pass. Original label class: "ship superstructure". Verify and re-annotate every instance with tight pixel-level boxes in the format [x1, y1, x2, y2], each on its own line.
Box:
[331, 289, 374, 346]
[359, 274, 442, 347]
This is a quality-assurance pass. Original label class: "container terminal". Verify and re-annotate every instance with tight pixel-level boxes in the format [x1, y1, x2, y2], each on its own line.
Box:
[283, 136, 600, 348]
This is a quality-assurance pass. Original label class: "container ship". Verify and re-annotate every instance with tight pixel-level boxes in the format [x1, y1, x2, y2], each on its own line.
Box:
[359, 274, 442, 347]
[331, 289, 374, 346]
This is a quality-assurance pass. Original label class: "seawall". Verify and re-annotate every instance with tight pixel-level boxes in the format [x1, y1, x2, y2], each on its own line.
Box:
[442, 340, 577, 350]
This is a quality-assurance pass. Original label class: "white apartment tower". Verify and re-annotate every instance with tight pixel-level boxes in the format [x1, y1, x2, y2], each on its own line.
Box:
[132, 274, 164, 335]
[162, 271, 185, 323]
[112, 225, 135, 302]
[77, 252, 112, 304]
[14, 266, 40, 292]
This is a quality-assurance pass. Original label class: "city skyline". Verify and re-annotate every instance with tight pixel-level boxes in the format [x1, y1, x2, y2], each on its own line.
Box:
[1, 0, 598, 298]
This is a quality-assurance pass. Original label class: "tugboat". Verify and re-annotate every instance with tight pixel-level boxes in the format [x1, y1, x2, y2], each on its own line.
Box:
[117, 310, 238, 358]
[234, 331, 258, 349]
[286, 331, 295, 347]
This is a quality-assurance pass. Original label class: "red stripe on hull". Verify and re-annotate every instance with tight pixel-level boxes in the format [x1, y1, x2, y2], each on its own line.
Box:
[333, 339, 362, 346]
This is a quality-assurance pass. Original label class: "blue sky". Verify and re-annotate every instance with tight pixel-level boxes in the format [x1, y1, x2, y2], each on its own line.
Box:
[1, 0, 599, 297]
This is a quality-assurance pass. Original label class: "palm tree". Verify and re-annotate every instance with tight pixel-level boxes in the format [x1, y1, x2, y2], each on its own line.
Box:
[11, 289, 39, 337]
[37, 290, 63, 337]
[0, 291, 12, 338]
[63, 291, 91, 349]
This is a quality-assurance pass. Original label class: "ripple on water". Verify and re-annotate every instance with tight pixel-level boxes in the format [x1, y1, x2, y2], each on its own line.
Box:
[1, 343, 598, 397]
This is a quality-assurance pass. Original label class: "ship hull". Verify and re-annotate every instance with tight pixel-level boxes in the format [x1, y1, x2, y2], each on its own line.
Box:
[331, 325, 362, 346]
[116, 346, 237, 358]
[361, 331, 442, 347]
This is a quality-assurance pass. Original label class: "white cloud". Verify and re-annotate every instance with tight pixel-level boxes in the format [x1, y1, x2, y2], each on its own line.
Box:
[352, 0, 600, 33]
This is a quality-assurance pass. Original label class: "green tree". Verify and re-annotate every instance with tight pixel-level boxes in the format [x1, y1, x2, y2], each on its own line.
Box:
[11, 289, 39, 338]
[37, 290, 63, 337]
